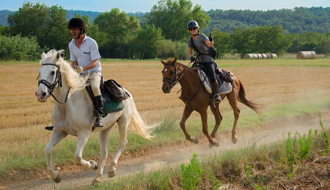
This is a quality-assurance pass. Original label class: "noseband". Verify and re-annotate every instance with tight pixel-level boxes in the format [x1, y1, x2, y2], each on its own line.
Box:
[38, 63, 62, 92]
[37, 63, 70, 104]
[162, 63, 187, 89]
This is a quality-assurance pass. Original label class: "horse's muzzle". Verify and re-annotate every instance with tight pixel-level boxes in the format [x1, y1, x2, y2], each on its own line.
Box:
[162, 85, 171, 93]
[35, 89, 48, 102]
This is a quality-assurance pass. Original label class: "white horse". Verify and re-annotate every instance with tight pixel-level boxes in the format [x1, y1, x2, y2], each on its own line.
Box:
[35, 49, 157, 186]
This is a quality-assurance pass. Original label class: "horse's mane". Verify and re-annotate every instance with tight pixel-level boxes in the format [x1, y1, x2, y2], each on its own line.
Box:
[166, 57, 194, 71]
[40, 49, 87, 90]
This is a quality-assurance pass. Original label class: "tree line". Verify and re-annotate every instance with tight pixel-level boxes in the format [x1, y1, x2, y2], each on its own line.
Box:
[0, 0, 330, 61]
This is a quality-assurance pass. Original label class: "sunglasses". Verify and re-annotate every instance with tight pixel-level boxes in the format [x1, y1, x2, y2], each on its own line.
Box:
[188, 27, 197, 31]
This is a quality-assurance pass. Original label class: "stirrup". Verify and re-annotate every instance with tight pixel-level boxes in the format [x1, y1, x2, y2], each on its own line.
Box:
[214, 94, 222, 103]
[94, 117, 104, 127]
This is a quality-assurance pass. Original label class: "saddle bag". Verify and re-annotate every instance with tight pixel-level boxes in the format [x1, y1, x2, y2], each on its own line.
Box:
[103, 79, 129, 102]
[216, 69, 234, 83]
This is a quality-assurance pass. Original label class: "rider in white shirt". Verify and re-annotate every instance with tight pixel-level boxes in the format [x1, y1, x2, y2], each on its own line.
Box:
[68, 17, 104, 127]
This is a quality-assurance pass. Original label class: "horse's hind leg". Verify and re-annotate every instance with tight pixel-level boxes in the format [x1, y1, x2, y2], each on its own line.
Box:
[180, 105, 198, 143]
[227, 93, 240, 144]
[74, 130, 98, 169]
[108, 117, 129, 178]
[210, 103, 222, 138]
[92, 127, 111, 186]
[45, 130, 67, 183]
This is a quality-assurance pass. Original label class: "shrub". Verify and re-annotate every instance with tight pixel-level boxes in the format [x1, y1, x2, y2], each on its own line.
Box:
[0, 34, 42, 61]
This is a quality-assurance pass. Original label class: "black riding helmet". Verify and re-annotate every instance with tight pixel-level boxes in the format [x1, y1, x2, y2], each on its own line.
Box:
[187, 20, 199, 30]
[68, 17, 86, 34]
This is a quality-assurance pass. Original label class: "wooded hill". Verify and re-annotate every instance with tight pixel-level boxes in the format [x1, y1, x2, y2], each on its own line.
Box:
[1, 6, 329, 34]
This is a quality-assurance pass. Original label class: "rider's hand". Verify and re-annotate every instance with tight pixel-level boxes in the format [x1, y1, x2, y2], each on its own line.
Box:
[74, 66, 84, 73]
[209, 33, 213, 42]
[190, 56, 196, 62]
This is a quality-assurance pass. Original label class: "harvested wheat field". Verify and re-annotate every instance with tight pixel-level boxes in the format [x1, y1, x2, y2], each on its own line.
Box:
[0, 58, 330, 189]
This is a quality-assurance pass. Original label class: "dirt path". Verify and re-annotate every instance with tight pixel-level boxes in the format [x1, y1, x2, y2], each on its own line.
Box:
[3, 111, 329, 190]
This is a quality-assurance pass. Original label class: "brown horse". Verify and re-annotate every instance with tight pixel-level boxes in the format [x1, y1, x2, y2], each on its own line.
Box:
[161, 57, 259, 147]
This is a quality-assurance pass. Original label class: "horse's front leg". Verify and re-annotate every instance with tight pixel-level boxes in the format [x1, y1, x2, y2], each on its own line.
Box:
[200, 110, 219, 147]
[74, 130, 98, 170]
[45, 130, 68, 183]
[180, 106, 198, 143]
[108, 117, 128, 178]
[92, 127, 111, 186]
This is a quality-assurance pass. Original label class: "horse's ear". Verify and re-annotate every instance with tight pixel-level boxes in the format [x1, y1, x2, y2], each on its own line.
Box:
[56, 52, 61, 60]
[173, 56, 177, 63]
[160, 59, 166, 65]
[41, 52, 46, 59]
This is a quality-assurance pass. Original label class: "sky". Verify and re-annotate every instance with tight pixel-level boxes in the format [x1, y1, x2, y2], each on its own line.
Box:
[1, 0, 329, 13]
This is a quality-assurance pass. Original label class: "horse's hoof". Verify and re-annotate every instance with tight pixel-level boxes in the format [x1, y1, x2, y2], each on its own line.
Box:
[108, 170, 116, 178]
[232, 136, 238, 144]
[91, 179, 101, 186]
[209, 140, 219, 147]
[54, 173, 61, 183]
[191, 136, 199, 144]
[214, 140, 220, 147]
[90, 160, 98, 170]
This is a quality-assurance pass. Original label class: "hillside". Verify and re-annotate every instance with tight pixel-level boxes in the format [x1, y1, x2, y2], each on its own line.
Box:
[1, 6, 330, 34]
[204, 6, 330, 34]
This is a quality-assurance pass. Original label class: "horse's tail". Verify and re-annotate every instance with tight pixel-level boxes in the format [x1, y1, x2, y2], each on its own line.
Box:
[237, 77, 260, 115]
[129, 100, 159, 140]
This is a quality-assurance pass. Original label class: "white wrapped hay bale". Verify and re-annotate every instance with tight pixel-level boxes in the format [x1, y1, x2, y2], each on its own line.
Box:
[297, 51, 316, 59]
[243, 54, 254, 59]
[261, 54, 268, 58]
[266, 53, 278, 58]
[257, 54, 262, 59]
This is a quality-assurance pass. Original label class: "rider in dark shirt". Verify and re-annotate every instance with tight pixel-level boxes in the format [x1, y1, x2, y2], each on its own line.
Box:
[187, 20, 221, 103]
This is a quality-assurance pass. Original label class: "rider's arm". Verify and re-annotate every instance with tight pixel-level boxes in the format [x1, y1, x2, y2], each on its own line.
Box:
[71, 61, 78, 67]
[188, 47, 193, 57]
[205, 40, 213, 48]
[82, 59, 99, 71]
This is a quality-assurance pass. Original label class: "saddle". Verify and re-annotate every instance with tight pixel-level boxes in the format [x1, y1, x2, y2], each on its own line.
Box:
[86, 79, 129, 114]
[196, 64, 234, 95]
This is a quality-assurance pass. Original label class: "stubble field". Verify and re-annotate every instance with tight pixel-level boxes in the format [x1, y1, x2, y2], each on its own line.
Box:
[0, 58, 329, 189]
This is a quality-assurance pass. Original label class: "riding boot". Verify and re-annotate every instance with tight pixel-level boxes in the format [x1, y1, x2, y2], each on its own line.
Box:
[94, 95, 104, 127]
[212, 81, 222, 103]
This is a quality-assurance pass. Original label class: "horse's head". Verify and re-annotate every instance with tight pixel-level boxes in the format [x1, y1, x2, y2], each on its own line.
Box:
[161, 56, 180, 93]
[35, 50, 64, 102]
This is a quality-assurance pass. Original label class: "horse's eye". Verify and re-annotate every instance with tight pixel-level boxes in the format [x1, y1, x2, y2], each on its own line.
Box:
[169, 70, 174, 75]
[51, 71, 55, 75]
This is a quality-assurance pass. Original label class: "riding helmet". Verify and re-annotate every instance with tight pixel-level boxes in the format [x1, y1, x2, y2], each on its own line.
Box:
[68, 17, 86, 33]
[187, 20, 199, 30]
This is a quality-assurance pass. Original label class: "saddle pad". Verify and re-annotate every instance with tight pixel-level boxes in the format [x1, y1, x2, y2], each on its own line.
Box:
[103, 101, 124, 113]
[85, 83, 124, 114]
[219, 78, 232, 95]
[197, 68, 232, 95]
[197, 68, 212, 94]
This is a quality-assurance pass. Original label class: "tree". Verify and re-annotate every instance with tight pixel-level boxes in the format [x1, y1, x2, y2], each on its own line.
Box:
[7, 2, 69, 50]
[230, 27, 255, 58]
[132, 24, 164, 59]
[146, 0, 210, 42]
[212, 29, 231, 58]
[94, 8, 140, 58]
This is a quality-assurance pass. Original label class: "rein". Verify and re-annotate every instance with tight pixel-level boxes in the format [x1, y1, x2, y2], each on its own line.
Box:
[37, 63, 71, 104]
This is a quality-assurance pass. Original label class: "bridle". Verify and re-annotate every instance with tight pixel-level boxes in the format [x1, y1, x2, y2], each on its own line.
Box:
[37, 63, 70, 104]
[162, 63, 187, 90]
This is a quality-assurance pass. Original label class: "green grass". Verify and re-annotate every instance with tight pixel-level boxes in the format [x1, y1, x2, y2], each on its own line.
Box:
[85, 116, 330, 190]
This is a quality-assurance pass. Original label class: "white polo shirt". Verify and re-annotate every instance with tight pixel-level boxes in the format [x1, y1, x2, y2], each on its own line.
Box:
[68, 35, 102, 75]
